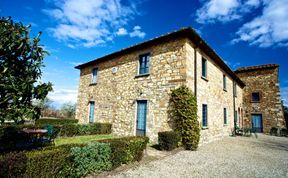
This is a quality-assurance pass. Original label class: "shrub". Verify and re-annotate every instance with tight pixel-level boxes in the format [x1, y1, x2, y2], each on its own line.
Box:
[0, 144, 83, 178]
[270, 127, 278, 136]
[170, 85, 200, 150]
[158, 131, 181, 151]
[58, 123, 112, 137]
[100, 136, 149, 168]
[35, 118, 78, 125]
[25, 147, 69, 177]
[0, 151, 27, 178]
[70, 142, 112, 177]
[0, 137, 148, 177]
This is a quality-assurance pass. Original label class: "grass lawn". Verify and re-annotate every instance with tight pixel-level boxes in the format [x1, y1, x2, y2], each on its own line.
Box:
[55, 134, 115, 146]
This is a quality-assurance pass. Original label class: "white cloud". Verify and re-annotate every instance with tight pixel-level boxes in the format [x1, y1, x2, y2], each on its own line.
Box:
[224, 60, 241, 69]
[116, 28, 128, 36]
[67, 44, 76, 49]
[196, 0, 261, 23]
[44, 0, 141, 48]
[129, 25, 146, 38]
[48, 88, 78, 105]
[232, 0, 288, 48]
[281, 87, 288, 106]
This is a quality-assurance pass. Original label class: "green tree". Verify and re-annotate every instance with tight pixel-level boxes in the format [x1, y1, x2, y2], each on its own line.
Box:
[60, 102, 76, 119]
[0, 17, 53, 123]
[170, 85, 200, 150]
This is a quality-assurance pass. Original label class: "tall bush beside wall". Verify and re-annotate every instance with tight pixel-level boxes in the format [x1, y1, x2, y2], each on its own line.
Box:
[170, 85, 200, 150]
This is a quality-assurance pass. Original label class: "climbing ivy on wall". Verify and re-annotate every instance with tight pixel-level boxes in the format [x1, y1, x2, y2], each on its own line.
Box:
[170, 85, 200, 150]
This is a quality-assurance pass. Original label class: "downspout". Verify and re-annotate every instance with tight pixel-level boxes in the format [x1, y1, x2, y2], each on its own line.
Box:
[194, 46, 197, 97]
[233, 81, 236, 134]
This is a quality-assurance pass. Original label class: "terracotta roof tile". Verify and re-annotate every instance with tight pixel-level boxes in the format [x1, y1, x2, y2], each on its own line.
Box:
[235, 64, 279, 73]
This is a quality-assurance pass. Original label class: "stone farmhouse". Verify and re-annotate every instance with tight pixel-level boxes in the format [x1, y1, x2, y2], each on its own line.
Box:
[75, 27, 285, 143]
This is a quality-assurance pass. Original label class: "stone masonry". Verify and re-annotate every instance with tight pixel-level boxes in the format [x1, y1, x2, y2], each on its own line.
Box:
[75, 28, 245, 143]
[235, 64, 285, 133]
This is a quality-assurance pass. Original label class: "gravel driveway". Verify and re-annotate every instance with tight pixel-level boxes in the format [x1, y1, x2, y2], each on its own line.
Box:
[109, 134, 288, 178]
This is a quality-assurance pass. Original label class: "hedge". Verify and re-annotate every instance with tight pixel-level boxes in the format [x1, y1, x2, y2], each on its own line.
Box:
[99, 136, 149, 168]
[0, 136, 149, 177]
[59, 123, 112, 137]
[35, 118, 78, 125]
[158, 131, 181, 151]
[0, 123, 112, 153]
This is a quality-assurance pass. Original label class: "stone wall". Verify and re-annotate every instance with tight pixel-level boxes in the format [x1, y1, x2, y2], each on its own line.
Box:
[185, 41, 244, 144]
[76, 37, 245, 143]
[76, 38, 187, 142]
[236, 67, 285, 133]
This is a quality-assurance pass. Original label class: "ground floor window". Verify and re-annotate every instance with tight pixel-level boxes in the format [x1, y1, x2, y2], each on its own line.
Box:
[89, 101, 95, 123]
[202, 104, 208, 127]
[224, 108, 227, 125]
[136, 100, 147, 136]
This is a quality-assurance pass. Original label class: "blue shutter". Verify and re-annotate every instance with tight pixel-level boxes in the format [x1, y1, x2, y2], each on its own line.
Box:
[235, 111, 238, 127]
[202, 58, 207, 78]
[92, 68, 98, 83]
[224, 108, 227, 125]
[202, 104, 208, 127]
[136, 100, 147, 136]
[89, 101, 95, 123]
[139, 54, 150, 74]
[223, 75, 226, 90]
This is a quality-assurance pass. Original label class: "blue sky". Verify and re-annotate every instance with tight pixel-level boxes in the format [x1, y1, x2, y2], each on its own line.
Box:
[1, 0, 288, 107]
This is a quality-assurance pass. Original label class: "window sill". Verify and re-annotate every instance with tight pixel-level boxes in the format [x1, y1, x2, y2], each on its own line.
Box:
[201, 127, 209, 130]
[89, 83, 97, 86]
[223, 124, 228, 127]
[251, 101, 260, 103]
[201, 76, 208, 82]
[135, 73, 150, 78]
[223, 89, 227, 92]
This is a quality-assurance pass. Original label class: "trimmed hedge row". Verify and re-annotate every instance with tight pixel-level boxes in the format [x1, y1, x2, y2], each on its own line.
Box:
[35, 118, 79, 125]
[59, 123, 112, 137]
[0, 123, 112, 152]
[158, 131, 181, 151]
[0, 136, 149, 178]
[99, 136, 149, 168]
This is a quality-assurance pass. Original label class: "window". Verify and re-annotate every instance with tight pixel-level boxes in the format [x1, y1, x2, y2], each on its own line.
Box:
[91, 68, 98, 84]
[89, 101, 95, 123]
[224, 108, 227, 125]
[139, 53, 150, 75]
[252, 92, 260, 102]
[235, 111, 238, 127]
[202, 57, 207, 78]
[223, 75, 227, 91]
[202, 104, 208, 127]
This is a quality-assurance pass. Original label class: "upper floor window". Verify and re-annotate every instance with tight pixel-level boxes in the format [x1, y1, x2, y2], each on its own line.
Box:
[202, 104, 208, 128]
[91, 68, 98, 84]
[252, 92, 260, 102]
[139, 53, 150, 75]
[223, 75, 227, 91]
[202, 57, 207, 78]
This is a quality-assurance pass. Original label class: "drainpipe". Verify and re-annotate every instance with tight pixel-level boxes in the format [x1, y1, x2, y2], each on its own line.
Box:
[233, 81, 236, 134]
[194, 46, 197, 97]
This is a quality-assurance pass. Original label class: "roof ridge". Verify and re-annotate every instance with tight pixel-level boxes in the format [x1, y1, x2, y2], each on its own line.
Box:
[235, 64, 279, 72]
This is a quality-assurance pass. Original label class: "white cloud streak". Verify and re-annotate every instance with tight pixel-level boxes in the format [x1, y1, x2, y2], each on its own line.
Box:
[232, 0, 288, 48]
[129, 26, 146, 38]
[116, 27, 128, 36]
[48, 88, 78, 105]
[44, 0, 143, 48]
[195, 0, 261, 24]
